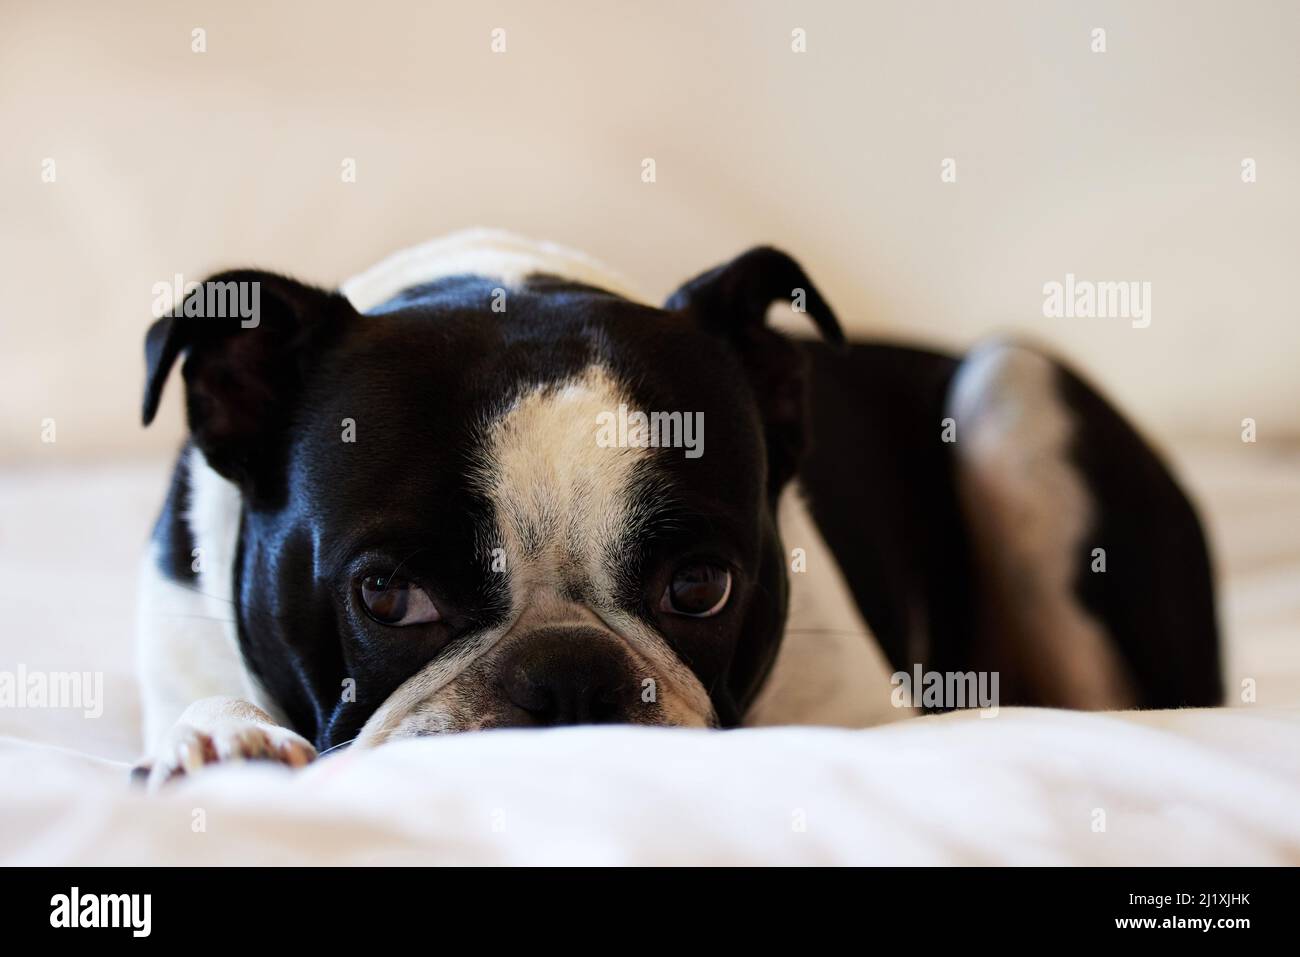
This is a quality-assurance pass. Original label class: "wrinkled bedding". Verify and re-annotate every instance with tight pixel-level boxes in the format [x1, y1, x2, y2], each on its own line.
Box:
[1, 442, 1297, 865]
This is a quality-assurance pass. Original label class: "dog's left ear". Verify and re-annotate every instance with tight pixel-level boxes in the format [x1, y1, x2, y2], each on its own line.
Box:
[665, 246, 844, 491]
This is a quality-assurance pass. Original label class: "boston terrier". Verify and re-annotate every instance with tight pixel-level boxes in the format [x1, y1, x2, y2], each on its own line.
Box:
[134, 231, 1220, 787]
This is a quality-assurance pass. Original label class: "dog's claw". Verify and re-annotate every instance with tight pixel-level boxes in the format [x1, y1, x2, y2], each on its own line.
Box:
[140, 721, 317, 791]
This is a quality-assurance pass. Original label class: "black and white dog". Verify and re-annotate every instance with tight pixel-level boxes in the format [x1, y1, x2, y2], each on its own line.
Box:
[135, 231, 1220, 786]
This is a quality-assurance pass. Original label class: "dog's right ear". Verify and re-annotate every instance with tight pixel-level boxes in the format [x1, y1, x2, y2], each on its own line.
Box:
[143, 270, 353, 487]
[666, 247, 844, 494]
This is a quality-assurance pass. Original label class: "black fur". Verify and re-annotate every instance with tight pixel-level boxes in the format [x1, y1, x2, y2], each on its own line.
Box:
[796, 340, 1223, 709]
[798, 343, 976, 681]
[1059, 366, 1222, 706]
[151, 446, 198, 582]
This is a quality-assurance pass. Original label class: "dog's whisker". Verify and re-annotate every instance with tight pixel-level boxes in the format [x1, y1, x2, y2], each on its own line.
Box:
[317, 737, 358, 756]
[157, 614, 237, 623]
[166, 581, 240, 605]
[163, 580, 293, 624]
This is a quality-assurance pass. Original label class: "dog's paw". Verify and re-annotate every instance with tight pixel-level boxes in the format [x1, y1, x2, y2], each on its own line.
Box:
[136, 712, 316, 791]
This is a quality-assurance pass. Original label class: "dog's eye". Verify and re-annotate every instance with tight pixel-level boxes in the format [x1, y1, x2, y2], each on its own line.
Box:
[360, 575, 441, 626]
[660, 563, 732, 618]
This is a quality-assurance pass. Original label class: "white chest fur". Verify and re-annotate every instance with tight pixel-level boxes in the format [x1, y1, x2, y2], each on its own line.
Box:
[744, 487, 913, 728]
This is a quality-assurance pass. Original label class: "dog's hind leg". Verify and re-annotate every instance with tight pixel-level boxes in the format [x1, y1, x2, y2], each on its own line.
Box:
[946, 339, 1221, 709]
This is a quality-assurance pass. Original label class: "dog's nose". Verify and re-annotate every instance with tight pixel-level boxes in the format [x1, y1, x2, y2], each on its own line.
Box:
[499, 628, 639, 726]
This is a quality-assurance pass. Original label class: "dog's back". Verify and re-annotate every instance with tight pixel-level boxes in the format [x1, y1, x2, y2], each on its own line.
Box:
[798, 338, 1221, 710]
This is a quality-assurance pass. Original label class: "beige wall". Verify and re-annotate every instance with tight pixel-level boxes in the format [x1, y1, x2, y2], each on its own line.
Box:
[3, 0, 1298, 463]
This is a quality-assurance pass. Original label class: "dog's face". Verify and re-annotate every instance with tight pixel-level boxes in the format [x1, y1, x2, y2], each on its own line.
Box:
[143, 250, 842, 749]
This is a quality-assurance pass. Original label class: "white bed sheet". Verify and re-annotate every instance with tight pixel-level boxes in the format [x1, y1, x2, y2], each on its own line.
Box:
[1, 707, 1298, 866]
[1, 443, 1297, 865]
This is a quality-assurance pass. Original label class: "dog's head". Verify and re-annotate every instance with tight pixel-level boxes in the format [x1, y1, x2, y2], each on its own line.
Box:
[142, 247, 842, 749]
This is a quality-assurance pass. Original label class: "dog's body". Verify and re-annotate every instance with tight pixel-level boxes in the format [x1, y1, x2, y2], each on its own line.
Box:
[136, 232, 1220, 785]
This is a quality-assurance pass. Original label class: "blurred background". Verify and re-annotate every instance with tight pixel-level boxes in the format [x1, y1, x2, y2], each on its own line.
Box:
[2, 0, 1298, 461]
[0, 1, 1297, 735]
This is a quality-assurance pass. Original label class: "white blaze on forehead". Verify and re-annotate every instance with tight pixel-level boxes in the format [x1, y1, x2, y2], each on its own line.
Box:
[475, 365, 652, 603]
[352, 363, 717, 744]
